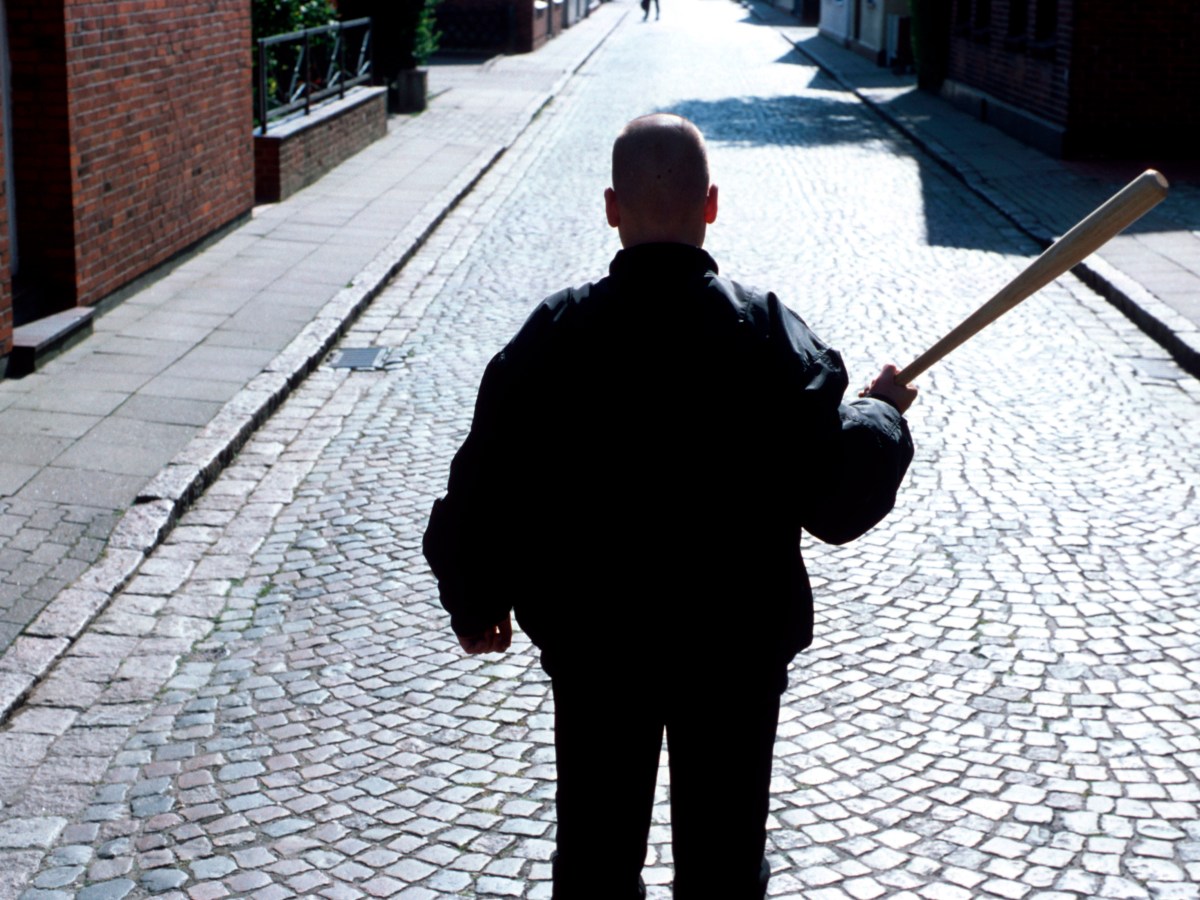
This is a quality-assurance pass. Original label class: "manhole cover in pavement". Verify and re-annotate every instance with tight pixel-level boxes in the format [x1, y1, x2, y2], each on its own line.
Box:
[330, 347, 389, 370]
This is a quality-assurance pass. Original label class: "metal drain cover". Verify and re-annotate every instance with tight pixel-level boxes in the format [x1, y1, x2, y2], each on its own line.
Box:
[330, 347, 389, 370]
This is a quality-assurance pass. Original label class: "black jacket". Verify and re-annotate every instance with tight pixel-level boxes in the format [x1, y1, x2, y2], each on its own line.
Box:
[423, 244, 914, 676]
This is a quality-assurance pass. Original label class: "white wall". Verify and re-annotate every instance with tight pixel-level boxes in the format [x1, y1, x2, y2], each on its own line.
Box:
[819, 0, 851, 42]
[820, 0, 908, 55]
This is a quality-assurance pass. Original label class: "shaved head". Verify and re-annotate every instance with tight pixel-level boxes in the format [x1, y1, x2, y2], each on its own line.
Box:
[605, 114, 718, 247]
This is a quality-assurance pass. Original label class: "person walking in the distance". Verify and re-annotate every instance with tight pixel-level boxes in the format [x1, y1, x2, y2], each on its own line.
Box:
[423, 113, 917, 899]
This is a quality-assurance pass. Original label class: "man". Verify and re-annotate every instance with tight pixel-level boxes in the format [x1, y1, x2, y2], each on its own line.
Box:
[423, 113, 916, 899]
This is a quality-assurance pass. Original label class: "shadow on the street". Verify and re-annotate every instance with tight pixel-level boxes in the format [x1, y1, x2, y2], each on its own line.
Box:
[735, 13, 778, 26]
[669, 87, 1200, 251]
[1059, 160, 1200, 234]
[663, 94, 999, 250]
[773, 36, 1200, 239]
[788, 36, 912, 89]
[773, 48, 820, 71]
[666, 94, 875, 147]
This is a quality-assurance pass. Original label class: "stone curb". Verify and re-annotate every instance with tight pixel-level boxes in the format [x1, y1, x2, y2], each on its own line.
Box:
[1062, 254, 1200, 379]
[0, 8, 626, 727]
[750, 0, 1200, 382]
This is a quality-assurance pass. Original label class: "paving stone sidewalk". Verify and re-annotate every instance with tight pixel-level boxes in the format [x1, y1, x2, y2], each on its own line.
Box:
[0, 2, 626, 689]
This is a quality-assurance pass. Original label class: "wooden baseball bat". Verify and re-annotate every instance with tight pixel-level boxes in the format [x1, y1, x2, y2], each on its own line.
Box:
[895, 169, 1169, 386]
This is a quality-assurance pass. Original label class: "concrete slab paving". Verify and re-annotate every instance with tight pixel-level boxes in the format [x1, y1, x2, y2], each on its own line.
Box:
[110, 396, 224, 429]
[8, 411, 101, 440]
[47, 446, 173, 480]
[16, 469, 147, 509]
[0, 466, 40, 498]
[133, 375, 244, 404]
[0, 435, 74, 467]
[60, 352, 174, 376]
[12, 389, 128, 418]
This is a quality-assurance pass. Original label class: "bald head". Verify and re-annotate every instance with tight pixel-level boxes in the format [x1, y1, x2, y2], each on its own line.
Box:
[605, 114, 718, 247]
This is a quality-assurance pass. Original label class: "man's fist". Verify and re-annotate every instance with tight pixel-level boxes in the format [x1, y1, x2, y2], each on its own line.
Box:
[859, 363, 919, 414]
[458, 613, 513, 655]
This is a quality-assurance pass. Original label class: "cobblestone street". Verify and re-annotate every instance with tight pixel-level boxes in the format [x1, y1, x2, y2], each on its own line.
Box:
[3, 0, 1200, 897]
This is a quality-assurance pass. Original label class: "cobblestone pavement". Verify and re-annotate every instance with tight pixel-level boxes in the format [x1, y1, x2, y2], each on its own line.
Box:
[4, 0, 1200, 897]
[0, 503, 118, 651]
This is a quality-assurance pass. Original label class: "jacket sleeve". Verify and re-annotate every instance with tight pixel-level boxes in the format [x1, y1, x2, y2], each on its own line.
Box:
[422, 295, 566, 637]
[422, 348, 525, 637]
[767, 295, 915, 545]
[803, 392, 914, 544]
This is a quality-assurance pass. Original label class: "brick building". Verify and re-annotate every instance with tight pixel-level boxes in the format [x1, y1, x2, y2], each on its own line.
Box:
[0, 0, 254, 377]
[438, 0, 590, 56]
[941, 1, 1200, 158]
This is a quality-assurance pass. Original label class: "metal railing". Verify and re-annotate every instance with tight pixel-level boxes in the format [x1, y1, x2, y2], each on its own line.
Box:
[254, 18, 373, 135]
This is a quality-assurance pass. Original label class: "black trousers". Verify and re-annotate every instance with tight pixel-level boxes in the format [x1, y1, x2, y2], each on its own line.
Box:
[549, 666, 783, 899]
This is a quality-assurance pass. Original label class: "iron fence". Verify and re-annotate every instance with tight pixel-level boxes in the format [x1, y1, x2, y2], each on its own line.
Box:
[254, 18, 373, 135]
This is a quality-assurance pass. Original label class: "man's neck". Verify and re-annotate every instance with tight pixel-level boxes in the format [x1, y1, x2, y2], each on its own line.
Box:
[619, 226, 705, 248]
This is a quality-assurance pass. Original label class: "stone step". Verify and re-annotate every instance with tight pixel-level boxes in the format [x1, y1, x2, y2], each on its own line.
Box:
[8, 307, 95, 377]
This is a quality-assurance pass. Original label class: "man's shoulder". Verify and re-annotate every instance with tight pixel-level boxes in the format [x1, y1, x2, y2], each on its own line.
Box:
[539, 281, 597, 319]
[505, 268, 836, 377]
[493, 280, 605, 374]
[707, 274, 772, 323]
[708, 275, 835, 369]
[513, 279, 602, 339]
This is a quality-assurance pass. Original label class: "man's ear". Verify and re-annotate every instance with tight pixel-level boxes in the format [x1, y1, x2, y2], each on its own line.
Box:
[605, 187, 621, 228]
[704, 184, 719, 225]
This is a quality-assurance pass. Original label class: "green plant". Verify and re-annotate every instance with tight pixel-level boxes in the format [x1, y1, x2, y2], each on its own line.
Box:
[252, 0, 338, 43]
[408, 0, 443, 69]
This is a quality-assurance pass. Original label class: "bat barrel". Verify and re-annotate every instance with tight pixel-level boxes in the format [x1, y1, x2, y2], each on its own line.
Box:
[895, 169, 1169, 386]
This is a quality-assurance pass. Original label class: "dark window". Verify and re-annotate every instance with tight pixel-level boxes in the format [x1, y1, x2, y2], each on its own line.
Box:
[1031, 0, 1057, 58]
[1006, 0, 1028, 48]
[973, 0, 992, 43]
[953, 0, 971, 36]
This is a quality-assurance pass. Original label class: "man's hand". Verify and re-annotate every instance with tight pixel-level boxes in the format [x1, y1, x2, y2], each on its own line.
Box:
[457, 613, 513, 655]
[859, 363, 919, 414]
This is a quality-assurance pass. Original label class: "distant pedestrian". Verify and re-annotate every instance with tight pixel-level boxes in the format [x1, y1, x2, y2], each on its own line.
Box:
[423, 113, 916, 899]
[642, 0, 659, 19]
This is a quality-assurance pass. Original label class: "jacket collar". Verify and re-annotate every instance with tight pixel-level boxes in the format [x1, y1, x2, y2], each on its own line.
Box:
[609, 243, 719, 281]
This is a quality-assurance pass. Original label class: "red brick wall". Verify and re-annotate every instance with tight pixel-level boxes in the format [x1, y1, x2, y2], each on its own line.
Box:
[520, 0, 550, 53]
[947, 0, 1200, 157]
[947, 0, 1071, 129]
[254, 88, 387, 204]
[64, 0, 254, 306]
[1067, 3, 1200, 157]
[438, 0, 547, 54]
[5, 0, 253, 316]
